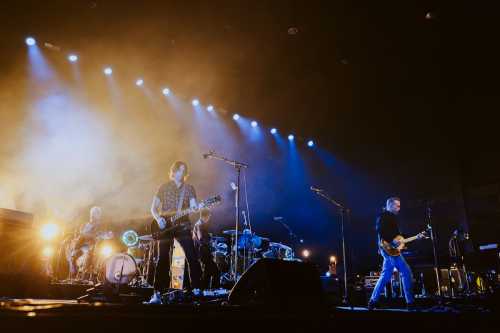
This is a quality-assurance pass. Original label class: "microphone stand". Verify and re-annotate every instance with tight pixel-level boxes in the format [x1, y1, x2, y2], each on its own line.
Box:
[426, 203, 443, 303]
[204, 151, 248, 281]
[275, 219, 301, 258]
[312, 188, 350, 305]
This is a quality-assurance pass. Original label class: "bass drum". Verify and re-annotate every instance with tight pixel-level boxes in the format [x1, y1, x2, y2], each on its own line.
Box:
[104, 253, 137, 285]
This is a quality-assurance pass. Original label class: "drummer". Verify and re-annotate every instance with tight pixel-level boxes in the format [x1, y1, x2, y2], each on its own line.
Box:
[68, 206, 104, 280]
[192, 208, 220, 289]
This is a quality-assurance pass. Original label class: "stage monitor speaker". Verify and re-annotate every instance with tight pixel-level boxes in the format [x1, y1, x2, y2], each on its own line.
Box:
[228, 258, 326, 312]
[0, 208, 48, 297]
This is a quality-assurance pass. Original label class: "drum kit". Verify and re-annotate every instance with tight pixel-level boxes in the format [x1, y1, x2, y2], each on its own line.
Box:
[54, 225, 298, 288]
[213, 228, 299, 283]
[57, 230, 157, 287]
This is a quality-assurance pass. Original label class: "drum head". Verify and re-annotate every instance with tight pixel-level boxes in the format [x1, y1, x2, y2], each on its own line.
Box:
[105, 253, 137, 284]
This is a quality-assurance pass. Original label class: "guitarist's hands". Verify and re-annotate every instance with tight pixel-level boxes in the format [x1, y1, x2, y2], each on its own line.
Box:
[157, 217, 167, 230]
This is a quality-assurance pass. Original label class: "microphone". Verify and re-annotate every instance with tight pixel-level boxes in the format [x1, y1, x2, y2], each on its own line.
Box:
[273, 216, 283, 221]
[310, 186, 323, 192]
[230, 182, 238, 191]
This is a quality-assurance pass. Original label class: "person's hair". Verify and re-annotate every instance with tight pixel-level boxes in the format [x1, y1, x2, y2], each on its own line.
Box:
[385, 197, 401, 208]
[169, 161, 189, 181]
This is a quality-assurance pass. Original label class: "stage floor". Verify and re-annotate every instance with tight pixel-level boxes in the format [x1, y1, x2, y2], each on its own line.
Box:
[0, 295, 497, 332]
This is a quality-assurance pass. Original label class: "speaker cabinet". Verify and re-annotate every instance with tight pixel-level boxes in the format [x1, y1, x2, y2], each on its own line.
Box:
[228, 259, 326, 312]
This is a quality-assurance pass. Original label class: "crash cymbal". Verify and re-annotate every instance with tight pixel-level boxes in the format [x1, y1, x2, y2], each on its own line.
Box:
[222, 229, 241, 235]
[210, 236, 227, 242]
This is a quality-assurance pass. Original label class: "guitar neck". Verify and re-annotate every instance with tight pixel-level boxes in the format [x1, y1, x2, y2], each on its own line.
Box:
[401, 235, 420, 244]
[172, 207, 197, 221]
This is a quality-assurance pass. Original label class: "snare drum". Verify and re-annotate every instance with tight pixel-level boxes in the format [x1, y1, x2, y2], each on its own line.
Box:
[104, 253, 137, 285]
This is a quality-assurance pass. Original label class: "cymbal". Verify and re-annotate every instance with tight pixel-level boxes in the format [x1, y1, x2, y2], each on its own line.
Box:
[210, 236, 226, 242]
[138, 234, 154, 241]
[222, 229, 241, 235]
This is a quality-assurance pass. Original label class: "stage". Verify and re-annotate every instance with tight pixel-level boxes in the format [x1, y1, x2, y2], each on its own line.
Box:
[0, 295, 496, 332]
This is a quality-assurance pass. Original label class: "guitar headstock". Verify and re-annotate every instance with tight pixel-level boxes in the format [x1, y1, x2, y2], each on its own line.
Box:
[200, 195, 222, 209]
[418, 230, 430, 239]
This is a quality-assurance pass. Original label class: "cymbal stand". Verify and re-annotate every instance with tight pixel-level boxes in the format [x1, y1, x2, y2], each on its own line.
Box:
[204, 150, 248, 282]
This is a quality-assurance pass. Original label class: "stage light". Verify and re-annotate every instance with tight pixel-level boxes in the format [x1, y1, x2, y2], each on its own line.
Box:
[307, 140, 314, 147]
[251, 121, 258, 128]
[233, 114, 240, 120]
[40, 223, 59, 241]
[270, 128, 277, 134]
[288, 134, 294, 141]
[192, 99, 200, 106]
[121, 230, 139, 247]
[25, 37, 36, 46]
[135, 78, 144, 86]
[330, 256, 337, 263]
[207, 105, 214, 112]
[325, 271, 331, 277]
[302, 249, 310, 258]
[104, 67, 113, 75]
[100, 245, 114, 258]
[162, 88, 170, 95]
[68, 54, 78, 63]
[42, 246, 54, 258]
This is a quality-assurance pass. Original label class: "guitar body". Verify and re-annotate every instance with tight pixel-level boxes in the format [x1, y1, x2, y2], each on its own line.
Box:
[150, 195, 222, 240]
[379, 231, 429, 257]
[150, 214, 190, 240]
[379, 235, 406, 256]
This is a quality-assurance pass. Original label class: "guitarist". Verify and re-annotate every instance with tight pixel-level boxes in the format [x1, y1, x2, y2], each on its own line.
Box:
[368, 197, 416, 310]
[145, 161, 202, 304]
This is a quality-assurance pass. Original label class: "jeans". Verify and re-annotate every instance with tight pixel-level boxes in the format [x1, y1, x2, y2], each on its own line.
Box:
[370, 250, 414, 304]
[153, 231, 202, 292]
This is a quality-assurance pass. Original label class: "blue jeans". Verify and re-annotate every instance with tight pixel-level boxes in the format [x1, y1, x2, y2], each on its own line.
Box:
[370, 250, 414, 304]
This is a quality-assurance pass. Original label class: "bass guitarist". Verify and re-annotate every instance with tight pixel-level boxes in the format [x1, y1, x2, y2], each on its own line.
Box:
[145, 161, 202, 304]
[368, 197, 419, 310]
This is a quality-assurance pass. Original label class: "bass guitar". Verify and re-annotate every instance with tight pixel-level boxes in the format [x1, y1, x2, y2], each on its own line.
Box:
[379, 229, 429, 256]
[150, 195, 222, 240]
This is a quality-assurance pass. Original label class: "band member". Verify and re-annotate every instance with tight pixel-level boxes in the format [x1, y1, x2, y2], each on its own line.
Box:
[192, 208, 220, 290]
[368, 197, 415, 310]
[146, 161, 202, 304]
[68, 206, 103, 280]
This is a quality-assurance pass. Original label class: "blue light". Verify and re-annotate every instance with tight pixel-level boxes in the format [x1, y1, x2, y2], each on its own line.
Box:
[288, 134, 294, 141]
[233, 114, 240, 120]
[251, 121, 258, 128]
[25, 37, 36, 46]
[68, 54, 78, 63]
[192, 99, 200, 106]
[136, 78, 144, 86]
[162, 88, 170, 95]
[270, 128, 277, 134]
[104, 67, 113, 75]
[207, 105, 214, 112]
[307, 140, 314, 147]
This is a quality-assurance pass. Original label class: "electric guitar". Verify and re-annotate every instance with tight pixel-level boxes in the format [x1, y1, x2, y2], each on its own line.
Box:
[150, 195, 222, 240]
[379, 229, 429, 256]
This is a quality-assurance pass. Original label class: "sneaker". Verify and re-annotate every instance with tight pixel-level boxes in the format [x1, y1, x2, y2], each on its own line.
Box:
[143, 291, 162, 305]
[192, 288, 201, 297]
[367, 300, 379, 311]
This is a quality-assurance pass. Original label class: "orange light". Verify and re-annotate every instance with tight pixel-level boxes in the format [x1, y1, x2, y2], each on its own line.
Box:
[40, 223, 59, 240]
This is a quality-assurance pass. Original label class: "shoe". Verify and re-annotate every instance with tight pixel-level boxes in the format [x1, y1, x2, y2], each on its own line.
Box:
[143, 291, 162, 305]
[367, 300, 379, 311]
[192, 288, 201, 297]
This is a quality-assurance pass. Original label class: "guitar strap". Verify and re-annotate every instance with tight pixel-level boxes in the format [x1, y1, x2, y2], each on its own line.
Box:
[176, 184, 187, 214]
